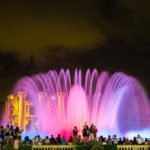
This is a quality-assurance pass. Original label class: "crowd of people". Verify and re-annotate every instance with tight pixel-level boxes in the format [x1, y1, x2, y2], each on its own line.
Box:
[97, 134, 149, 145]
[24, 122, 98, 146]
[25, 133, 149, 146]
[0, 124, 22, 149]
[0, 123, 150, 149]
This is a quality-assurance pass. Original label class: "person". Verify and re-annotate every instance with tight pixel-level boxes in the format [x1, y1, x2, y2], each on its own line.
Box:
[107, 135, 112, 144]
[118, 138, 123, 145]
[4, 125, 10, 145]
[98, 136, 103, 144]
[73, 126, 78, 144]
[0, 126, 4, 142]
[31, 137, 36, 145]
[89, 124, 94, 140]
[77, 135, 83, 145]
[86, 126, 90, 142]
[15, 126, 21, 137]
[82, 123, 89, 143]
[93, 125, 98, 139]
[44, 136, 50, 145]
[50, 135, 56, 145]
[56, 134, 61, 145]
[0, 137, 2, 150]
[68, 136, 73, 145]
[13, 136, 20, 150]
[112, 135, 118, 144]
[122, 137, 126, 144]
[136, 134, 143, 144]
[23, 136, 31, 145]
[102, 138, 107, 145]
[61, 136, 66, 145]
[84, 122, 88, 128]
[132, 137, 137, 145]
[35, 136, 39, 145]
[73, 126, 78, 137]
[124, 138, 131, 145]
[34, 135, 42, 145]
[144, 138, 149, 145]
[37, 135, 42, 145]
[9, 125, 14, 145]
[82, 125, 87, 143]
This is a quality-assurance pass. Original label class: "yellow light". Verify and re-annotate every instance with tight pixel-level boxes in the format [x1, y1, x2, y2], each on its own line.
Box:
[10, 95, 14, 100]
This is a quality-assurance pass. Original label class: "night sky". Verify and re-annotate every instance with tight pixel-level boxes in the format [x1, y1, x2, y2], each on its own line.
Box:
[0, 0, 150, 103]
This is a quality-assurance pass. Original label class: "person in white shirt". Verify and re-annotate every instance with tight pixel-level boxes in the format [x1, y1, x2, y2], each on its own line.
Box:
[112, 135, 118, 144]
[13, 137, 20, 150]
[45, 136, 50, 145]
[102, 138, 107, 145]
[136, 134, 143, 144]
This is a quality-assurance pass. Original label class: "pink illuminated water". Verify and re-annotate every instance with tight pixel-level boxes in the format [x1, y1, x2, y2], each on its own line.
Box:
[10, 69, 150, 138]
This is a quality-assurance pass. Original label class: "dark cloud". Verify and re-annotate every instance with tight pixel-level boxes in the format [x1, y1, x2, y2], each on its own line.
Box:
[0, 0, 150, 101]
[0, 0, 104, 60]
[0, 53, 23, 101]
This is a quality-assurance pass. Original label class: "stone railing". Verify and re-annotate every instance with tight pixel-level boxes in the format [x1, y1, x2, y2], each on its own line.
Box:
[117, 145, 150, 150]
[32, 144, 150, 150]
[32, 145, 76, 150]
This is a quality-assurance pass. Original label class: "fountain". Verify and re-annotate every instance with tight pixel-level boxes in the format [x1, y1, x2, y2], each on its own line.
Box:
[2, 69, 150, 138]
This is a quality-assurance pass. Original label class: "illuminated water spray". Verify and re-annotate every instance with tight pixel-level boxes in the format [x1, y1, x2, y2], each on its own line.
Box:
[2, 69, 150, 138]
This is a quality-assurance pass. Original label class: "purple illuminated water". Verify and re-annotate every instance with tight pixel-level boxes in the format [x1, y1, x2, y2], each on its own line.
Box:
[12, 69, 150, 138]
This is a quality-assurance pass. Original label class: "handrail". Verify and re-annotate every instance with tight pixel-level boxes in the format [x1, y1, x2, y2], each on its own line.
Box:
[117, 145, 150, 150]
[32, 144, 150, 150]
[32, 145, 76, 150]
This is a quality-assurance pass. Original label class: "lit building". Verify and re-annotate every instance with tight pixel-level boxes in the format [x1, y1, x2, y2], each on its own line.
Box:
[4, 92, 37, 131]
[4, 91, 65, 132]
